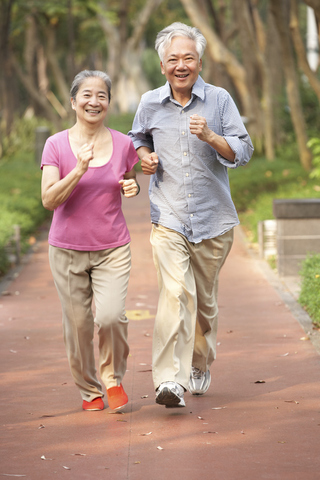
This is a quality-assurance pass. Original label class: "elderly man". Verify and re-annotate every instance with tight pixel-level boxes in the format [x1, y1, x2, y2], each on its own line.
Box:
[129, 22, 253, 408]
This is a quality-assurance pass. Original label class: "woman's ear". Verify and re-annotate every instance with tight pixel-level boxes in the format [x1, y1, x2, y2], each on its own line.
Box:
[71, 98, 76, 111]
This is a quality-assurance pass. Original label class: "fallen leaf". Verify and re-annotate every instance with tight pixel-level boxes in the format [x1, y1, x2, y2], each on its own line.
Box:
[71, 453, 86, 456]
[134, 461, 141, 464]
[10, 350, 17, 354]
[284, 400, 299, 404]
[198, 416, 204, 420]
[280, 352, 289, 356]
[241, 430, 245, 434]
[139, 363, 147, 366]
[254, 380, 266, 384]
[203, 431, 218, 434]
[139, 432, 152, 436]
[1, 475, 27, 478]
[40, 415, 55, 418]
[300, 336, 310, 341]
[38, 424, 45, 429]
[157, 446, 164, 450]
[63, 466, 71, 470]
[141, 395, 148, 399]
[117, 419, 127, 422]
[212, 406, 226, 410]
[278, 441, 286, 444]
[227, 330, 233, 333]
[41, 455, 53, 461]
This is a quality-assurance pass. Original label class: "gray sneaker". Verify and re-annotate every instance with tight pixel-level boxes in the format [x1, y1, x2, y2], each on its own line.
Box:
[156, 381, 186, 407]
[188, 367, 211, 395]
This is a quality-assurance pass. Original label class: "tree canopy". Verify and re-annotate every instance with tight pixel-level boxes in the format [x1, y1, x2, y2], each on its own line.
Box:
[0, 0, 319, 169]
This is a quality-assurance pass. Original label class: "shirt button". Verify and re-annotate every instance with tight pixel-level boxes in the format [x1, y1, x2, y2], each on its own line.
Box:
[188, 194, 192, 197]
[182, 131, 185, 135]
[182, 110, 184, 113]
[186, 173, 189, 177]
[183, 152, 187, 156]
[190, 214, 194, 218]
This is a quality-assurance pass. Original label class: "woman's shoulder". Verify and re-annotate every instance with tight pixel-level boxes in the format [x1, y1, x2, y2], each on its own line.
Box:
[108, 128, 133, 145]
[47, 129, 69, 146]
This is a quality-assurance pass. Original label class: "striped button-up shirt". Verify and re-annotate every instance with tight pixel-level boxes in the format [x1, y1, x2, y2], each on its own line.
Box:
[128, 75, 254, 243]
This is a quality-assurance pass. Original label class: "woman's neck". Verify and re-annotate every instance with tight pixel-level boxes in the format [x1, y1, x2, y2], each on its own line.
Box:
[69, 121, 108, 144]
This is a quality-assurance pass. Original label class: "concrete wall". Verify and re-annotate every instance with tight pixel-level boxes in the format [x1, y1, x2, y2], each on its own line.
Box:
[273, 199, 320, 276]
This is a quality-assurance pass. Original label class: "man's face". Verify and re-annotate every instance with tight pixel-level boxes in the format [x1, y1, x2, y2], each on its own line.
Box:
[160, 36, 202, 101]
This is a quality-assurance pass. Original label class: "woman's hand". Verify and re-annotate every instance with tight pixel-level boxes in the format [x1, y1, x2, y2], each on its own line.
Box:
[119, 179, 140, 198]
[76, 143, 94, 174]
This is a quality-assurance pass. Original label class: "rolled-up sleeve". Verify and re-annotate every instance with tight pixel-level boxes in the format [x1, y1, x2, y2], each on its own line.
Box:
[128, 98, 154, 151]
[215, 91, 254, 169]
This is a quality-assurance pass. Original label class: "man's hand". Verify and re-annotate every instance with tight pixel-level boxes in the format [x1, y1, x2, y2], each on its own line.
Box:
[119, 179, 139, 198]
[190, 114, 235, 162]
[189, 114, 214, 143]
[141, 152, 159, 175]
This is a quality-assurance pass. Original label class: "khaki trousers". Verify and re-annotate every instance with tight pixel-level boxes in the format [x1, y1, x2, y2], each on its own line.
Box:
[150, 224, 233, 390]
[49, 243, 131, 402]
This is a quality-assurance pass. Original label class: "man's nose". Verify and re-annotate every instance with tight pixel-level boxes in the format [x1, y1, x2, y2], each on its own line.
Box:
[176, 59, 186, 69]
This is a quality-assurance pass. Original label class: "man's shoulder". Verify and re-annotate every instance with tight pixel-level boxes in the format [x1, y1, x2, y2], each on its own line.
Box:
[141, 84, 167, 104]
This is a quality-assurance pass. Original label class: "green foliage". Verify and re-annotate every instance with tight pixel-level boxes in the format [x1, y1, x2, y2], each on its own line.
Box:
[298, 254, 320, 328]
[1, 116, 53, 158]
[307, 137, 320, 180]
[0, 151, 51, 276]
[142, 49, 164, 90]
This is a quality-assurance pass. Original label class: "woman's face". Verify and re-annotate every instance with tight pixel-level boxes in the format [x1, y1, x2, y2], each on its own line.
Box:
[71, 77, 109, 124]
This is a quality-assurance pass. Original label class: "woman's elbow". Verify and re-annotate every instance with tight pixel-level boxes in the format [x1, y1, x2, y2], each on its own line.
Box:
[42, 195, 55, 211]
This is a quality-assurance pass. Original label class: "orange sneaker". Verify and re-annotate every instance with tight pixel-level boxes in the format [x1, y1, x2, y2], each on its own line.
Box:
[107, 384, 128, 410]
[82, 397, 104, 411]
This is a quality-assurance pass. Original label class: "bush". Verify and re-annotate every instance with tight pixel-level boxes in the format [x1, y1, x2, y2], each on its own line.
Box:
[298, 254, 320, 328]
[0, 151, 51, 276]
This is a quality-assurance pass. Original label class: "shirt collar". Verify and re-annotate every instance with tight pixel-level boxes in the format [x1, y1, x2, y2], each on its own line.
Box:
[158, 75, 206, 104]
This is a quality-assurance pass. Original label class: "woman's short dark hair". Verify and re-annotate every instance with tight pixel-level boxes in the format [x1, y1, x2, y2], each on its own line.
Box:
[70, 70, 112, 102]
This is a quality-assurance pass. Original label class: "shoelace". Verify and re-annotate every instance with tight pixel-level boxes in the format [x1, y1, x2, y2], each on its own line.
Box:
[192, 367, 203, 379]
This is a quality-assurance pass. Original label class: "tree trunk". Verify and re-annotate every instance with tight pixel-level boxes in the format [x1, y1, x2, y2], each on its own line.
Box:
[0, 0, 15, 144]
[98, 0, 163, 113]
[44, 23, 73, 115]
[270, 0, 312, 171]
[303, 0, 320, 23]
[11, 55, 61, 130]
[290, 0, 320, 102]
[179, 0, 255, 129]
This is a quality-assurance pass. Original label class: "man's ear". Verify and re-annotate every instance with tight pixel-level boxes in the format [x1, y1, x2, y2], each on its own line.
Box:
[160, 61, 165, 75]
[199, 58, 203, 72]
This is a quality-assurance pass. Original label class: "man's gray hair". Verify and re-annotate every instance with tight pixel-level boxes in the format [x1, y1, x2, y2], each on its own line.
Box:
[70, 70, 112, 102]
[155, 22, 207, 62]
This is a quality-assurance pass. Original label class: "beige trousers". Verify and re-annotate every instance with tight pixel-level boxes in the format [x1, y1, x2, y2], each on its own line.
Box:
[49, 243, 131, 402]
[150, 224, 233, 390]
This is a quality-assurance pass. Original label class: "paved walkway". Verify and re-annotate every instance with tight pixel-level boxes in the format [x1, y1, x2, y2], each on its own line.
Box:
[1, 173, 320, 480]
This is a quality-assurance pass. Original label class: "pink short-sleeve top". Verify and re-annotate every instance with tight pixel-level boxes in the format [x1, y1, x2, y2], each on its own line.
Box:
[41, 129, 139, 251]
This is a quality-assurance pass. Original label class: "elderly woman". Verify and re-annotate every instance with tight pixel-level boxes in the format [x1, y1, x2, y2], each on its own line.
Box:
[41, 70, 139, 411]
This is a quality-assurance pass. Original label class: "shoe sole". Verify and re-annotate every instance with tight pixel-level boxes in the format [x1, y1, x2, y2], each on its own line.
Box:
[156, 387, 185, 407]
